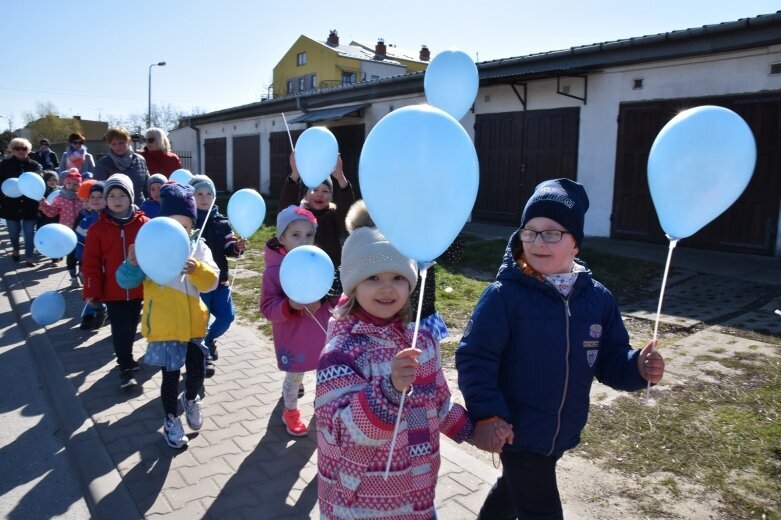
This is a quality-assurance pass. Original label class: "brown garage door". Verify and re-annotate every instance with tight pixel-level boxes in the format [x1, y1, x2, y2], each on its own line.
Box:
[269, 129, 303, 198]
[473, 108, 580, 224]
[233, 135, 260, 191]
[204, 137, 227, 191]
[612, 93, 781, 255]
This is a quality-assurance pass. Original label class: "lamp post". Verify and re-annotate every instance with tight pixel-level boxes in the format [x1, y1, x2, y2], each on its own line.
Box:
[147, 61, 166, 127]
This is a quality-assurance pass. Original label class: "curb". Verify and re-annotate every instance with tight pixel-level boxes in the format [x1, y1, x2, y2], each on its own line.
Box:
[1, 235, 142, 519]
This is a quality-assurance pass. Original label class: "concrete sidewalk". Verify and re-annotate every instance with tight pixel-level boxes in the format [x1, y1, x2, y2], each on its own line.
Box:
[0, 228, 501, 520]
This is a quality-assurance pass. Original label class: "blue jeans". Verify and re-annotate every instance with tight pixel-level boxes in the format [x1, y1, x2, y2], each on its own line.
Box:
[201, 284, 234, 353]
[477, 450, 563, 520]
[6, 219, 36, 259]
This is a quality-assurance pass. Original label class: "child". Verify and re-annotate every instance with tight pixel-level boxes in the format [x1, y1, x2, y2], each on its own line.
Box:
[74, 181, 108, 330]
[82, 174, 149, 389]
[39, 168, 83, 277]
[139, 173, 166, 218]
[189, 175, 245, 377]
[455, 179, 666, 519]
[315, 200, 473, 519]
[116, 183, 219, 449]
[37, 170, 60, 229]
[261, 205, 330, 437]
[281, 152, 355, 296]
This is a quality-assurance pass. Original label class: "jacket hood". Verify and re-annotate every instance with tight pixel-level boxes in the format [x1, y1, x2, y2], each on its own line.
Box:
[264, 236, 285, 269]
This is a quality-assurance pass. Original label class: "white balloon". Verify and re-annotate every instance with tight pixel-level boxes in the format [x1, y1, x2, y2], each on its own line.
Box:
[18, 172, 45, 201]
[46, 189, 61, 204]
[1, 178, 22, 198]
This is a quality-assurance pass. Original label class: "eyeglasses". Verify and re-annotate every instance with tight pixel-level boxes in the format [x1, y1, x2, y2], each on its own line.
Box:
[519, 228, 571, 244]
[12, 146, 28, 152]
[145, 138, 156, 143]
[71, 140, 83, 145]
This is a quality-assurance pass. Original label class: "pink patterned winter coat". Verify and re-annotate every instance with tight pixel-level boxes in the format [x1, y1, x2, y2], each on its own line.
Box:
[315, 313, 473, 520]
[39, 193, 83, 228]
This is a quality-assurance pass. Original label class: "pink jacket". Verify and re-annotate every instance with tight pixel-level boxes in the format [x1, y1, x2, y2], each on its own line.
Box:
[315, 314, 473, 519]
[39, 195, 83, 228]
[260, 237, 331, 372]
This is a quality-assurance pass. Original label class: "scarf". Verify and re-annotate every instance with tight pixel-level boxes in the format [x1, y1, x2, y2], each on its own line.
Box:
[64, 146, 86, 170]
[517, 255, 583, 298]
[58, 187, 79, 200]
[105, 205, 138, 224]
[107, 149, 135, 172]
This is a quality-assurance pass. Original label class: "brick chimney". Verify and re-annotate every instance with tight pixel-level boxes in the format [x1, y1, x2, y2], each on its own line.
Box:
[419, 44, 430, 62]
[375, 38, 387, 59]
[327, 30, 339, 46]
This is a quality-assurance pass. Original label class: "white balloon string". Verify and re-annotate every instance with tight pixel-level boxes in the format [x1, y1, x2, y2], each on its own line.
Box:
[645, 238, 677, 401]
[230, 255, 240, 290]
[80, 303, 88, 318]
[281, 113, 294, 151]
[304, 305, 328, 335]
[181, 197, 215, 283]
[384, 264, 430, 480]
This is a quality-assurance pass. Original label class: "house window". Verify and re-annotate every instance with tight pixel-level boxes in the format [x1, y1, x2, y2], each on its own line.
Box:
[297, 52, 306, 66]
[311, 74, 317, 89]
[342, 71, 356, 85]
[299, 77, 305, 91]
[633, 78, 644, 90]
[286, 80, 293, 94]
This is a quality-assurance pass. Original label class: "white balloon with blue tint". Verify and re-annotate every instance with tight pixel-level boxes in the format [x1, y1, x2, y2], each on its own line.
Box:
[424, 50, 479, 121]
[34, 223, 77, 258]
[19, 172, 45, 200]
[31, 291, 65, 326]
[46, 189, 60, 204]
[227, 189, 266, 238]
[294, 127, 339, 189]
[359, 104, 479, 262]
[648, 105, 756, 240]
[2, 178, 22, 198]
[134, 217, 191, 285]
[169, 169, 193, 185]
[280, 245, 334, 305]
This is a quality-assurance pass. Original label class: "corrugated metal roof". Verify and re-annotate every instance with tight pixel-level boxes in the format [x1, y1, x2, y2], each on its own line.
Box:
[286, 103, 370, 124]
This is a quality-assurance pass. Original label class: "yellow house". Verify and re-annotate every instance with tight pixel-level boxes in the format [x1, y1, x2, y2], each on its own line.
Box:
[272, 30, 430, 98]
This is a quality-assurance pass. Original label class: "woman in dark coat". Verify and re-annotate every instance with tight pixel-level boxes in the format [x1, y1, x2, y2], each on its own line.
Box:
[0, 138, 42, 265]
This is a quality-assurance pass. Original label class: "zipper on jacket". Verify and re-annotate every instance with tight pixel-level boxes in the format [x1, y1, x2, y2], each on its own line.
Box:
[146, 300, 153, 335]
[121, 227, 130, 301]
[548, 297, 571, 456]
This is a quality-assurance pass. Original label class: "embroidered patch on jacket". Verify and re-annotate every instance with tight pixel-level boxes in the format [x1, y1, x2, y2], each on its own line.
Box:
[463, 318, 473, 337]
[586, 349, 598, 367]
[582, 340, 600, 349]
[589, 324, 603, 339]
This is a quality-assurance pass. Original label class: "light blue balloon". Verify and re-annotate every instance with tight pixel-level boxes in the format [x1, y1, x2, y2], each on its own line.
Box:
[31, 291, 65, 326]
[135, 217, 191, 285]
[424, 50, 479, 121]
[295, 127, 339, 189]
[34, 223, 77, 258]
[280, 245, 334, 305]
[227, 189, 266, 238]
[359, 104, 479, 262]
[46, 189, 60, 204]
[1, 178, 22, 198]
[19, 172, 45, 200]
[170, 169, 193, 185]
[648, 105, 756, 240]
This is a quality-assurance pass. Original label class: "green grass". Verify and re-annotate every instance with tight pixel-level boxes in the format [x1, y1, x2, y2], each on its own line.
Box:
[577, 352, 781, 519]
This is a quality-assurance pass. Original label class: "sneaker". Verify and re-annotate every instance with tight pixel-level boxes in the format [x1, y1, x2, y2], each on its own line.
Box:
[49, 259, 59, 267]
[70, 275, 81, 287]
[205, 340, 218, 360]
[180, 394, 203, 430]
[163, 414, 189, 449]
[92, 312, 107, 330]
[282, 408, 308, 437]
[298, 383, 305, 398]
[130, 359, 141, 371]
[204, 356, 215, 378]
[119, 369, 137, 389]
[80, 314, 95, 330]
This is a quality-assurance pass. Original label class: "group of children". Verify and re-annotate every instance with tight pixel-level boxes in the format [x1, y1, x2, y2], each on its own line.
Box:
[18, 151, 667, 518]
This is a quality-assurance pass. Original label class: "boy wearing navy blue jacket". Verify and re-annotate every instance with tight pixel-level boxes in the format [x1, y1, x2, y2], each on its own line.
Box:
[456, 178, 665, 520]
[190, 175, 245, 377]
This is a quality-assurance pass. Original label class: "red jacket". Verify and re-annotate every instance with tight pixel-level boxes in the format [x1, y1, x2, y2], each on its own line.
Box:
[140, 149, 183, 177]
[82, 211, 149, 302]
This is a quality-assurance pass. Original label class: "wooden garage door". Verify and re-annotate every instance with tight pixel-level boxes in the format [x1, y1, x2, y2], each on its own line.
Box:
[269, 129, 303, 198]
[204, 137, 227, 191]
[473, 108, 579, 224]
[612, 93, 781, 255]
[232, 135, 260, 191]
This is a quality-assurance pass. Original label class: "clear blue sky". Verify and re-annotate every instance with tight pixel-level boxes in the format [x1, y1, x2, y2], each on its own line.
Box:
[0, 0, 777, 130]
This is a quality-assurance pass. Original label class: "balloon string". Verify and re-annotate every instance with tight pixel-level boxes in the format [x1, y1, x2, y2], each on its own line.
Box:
[304, 306, 327, 335]
[384, 263, 431, 480]
[181, 197, 215, 283]
[645, 238, 677, 401]
[230, 255, 240, 288]
[281, 113, 294, 151]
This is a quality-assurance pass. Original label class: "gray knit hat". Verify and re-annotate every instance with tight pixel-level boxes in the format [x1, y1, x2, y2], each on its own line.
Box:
[103, 173, 134, 201]
[146, 173, 167, 189]
[339, 200, 417, 296]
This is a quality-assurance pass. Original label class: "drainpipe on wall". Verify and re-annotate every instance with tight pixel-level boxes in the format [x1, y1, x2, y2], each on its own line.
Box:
[188, 118, 202, 173]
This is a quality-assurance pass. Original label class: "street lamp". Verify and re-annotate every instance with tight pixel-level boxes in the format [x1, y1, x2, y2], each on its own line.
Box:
[148, 61, 166, 127]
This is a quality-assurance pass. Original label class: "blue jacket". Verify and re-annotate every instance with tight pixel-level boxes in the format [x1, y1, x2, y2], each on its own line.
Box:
[455, 230, 646, 457]
[196, 205, 240, 285]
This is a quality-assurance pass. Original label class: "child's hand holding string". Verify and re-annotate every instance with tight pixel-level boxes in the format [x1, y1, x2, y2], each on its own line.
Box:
[181, 258, 196, 275]
[390, 348, 421, 392]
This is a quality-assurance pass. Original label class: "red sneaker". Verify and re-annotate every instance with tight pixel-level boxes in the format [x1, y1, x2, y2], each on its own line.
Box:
[282, 408, 308, 437]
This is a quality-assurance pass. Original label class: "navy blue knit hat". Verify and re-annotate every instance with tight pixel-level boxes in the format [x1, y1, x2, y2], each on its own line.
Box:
[520, 178, 589, 246]
[159, 182, 197, 224]
[89, 181, 105, 195]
